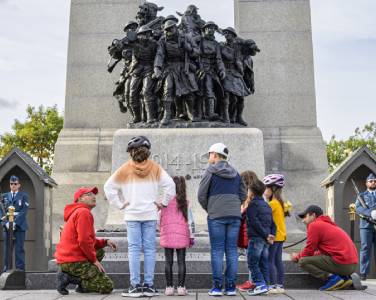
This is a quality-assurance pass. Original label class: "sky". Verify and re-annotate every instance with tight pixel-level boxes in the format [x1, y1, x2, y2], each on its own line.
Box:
[0, 0, 375, 142]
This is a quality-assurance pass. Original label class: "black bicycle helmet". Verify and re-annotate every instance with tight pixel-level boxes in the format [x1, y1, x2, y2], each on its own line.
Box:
[127, 136, 151, 152]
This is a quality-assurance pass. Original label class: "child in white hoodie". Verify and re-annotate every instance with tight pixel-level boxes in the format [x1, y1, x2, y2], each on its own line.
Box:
[104, 136, 175, 297]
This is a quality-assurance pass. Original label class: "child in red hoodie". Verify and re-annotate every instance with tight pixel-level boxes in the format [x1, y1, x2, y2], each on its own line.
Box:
[291, 205, 358, 291]
[55, 187, 117, 295]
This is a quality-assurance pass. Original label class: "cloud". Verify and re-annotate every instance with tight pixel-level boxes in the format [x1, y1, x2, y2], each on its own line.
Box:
[0, 97, 19, 109]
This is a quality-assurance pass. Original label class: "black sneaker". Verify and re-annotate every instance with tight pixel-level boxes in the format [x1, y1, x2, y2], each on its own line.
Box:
[75, 284, 90, 293]
[121, 284, 143, 297]
[360, 274, 367, 281]
[143, 283, 159, 297]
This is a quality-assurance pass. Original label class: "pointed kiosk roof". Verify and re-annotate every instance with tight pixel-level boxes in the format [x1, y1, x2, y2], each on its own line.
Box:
[321, 146, 376, 187]
[0, 147, 57, 187]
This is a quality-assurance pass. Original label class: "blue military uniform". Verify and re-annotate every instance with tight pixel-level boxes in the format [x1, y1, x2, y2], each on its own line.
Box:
[355, 173, 376, 277]
[0, 185, 29, 272]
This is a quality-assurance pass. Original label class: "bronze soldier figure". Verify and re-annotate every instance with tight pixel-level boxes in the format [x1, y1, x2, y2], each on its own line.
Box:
[153, 20, 199, 125]
[220, 27, 251, 125]
[197, 21, 226, 121]
[111, 21, 138, 115]
[126, 25, 158, 124]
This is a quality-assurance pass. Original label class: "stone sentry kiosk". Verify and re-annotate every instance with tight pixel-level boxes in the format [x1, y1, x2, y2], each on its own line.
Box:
[52, 0, 328, 243]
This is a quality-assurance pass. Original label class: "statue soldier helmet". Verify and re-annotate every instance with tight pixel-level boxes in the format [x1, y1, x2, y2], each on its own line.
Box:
[164, 19, 178, 31]
[136, 25, 152, 35]
[127, 136, 151, 152]
[222, 27, 237, 37]
[186, 5, 198, 13]
[123, 21, 138, 32]
[163, 15, 178, 24]
[202, 21, 218, 30]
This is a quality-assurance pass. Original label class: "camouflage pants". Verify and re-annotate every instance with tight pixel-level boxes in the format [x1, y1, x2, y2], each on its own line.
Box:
[60, 249, 114, 294]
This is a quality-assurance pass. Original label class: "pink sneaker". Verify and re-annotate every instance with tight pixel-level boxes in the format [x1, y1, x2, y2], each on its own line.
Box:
[165, 286, 174, 296]
[177, 286, 188, 296]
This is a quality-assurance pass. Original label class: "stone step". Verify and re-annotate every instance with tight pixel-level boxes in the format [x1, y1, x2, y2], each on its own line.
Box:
[25, 272, 322, 290]
[48, 253, 303, 274]
[53, 235, 306, 254]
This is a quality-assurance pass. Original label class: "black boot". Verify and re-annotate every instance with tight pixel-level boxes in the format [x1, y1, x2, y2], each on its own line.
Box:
[194, 98, 203, 121]
[184, 96, 195, 121]
[130, 105, 142, 123]
[236, 97, 248, 126]
[57, 269, 70, 295]
[160, 101, 172, 125]
[144, 101, 157, 123]
[207, 98, 219, 121]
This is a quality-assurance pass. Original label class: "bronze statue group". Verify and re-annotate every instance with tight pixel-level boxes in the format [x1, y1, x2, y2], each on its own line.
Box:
[107, 3, 260, 127]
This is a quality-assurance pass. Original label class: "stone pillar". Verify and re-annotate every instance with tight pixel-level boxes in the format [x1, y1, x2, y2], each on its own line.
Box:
[234, 0, 328, 234]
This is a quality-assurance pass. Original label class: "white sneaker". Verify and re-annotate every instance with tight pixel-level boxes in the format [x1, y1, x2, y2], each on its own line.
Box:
[268, 285, 279, 294]
[208, 287, 223, 296]
[247, 284, 268, 296]
[276, 285, 285, 293]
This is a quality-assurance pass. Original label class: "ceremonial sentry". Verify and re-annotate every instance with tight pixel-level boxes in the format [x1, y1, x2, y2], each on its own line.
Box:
[107, 2, 260, 128]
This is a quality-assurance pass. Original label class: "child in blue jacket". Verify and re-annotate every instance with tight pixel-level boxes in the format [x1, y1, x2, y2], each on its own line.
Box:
[246, 179, 276, 296]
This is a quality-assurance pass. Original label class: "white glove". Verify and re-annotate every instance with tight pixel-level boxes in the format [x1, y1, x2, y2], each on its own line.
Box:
[4, 222, 16, 230]
[371, 210, 376, 220]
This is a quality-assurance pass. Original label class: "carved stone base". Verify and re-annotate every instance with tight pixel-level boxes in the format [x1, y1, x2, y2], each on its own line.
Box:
[106, 127, 265, 228]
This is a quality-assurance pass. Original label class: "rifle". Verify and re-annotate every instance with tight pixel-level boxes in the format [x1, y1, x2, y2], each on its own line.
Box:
[351, 179, 376, 226]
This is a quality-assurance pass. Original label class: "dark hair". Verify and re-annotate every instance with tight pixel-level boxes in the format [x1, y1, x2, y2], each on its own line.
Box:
[172, 176, 188, 221]
[240, 170, 259, 190]
[266, 185, 290, 217]
[129, 146, 151, 162]
[250, 179, 266, 197]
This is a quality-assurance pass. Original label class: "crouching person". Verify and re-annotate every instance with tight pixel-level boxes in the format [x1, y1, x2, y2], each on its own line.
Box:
[291, 205, 358, 291]
[54, 187, 117, 295]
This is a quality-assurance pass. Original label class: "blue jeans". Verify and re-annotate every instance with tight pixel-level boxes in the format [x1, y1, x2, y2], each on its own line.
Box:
[3, 230, 25, 271]
[247, 237, 269, 286]
[360, 228, 376, 275]
[268, 241, 284, 285]
[208, 217, 241, 288]
[126, 221, 157, 286]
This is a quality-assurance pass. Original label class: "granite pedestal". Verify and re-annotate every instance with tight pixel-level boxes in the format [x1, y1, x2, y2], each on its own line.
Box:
[105, 127, 265, 230]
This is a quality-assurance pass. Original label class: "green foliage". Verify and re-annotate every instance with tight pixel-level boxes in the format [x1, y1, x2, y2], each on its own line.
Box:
[0, 105, 64, 174]
[327, 122, 376, 172]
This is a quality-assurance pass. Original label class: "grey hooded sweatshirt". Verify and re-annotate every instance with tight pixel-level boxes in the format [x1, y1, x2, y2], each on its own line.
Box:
[197, 160, 247, 219]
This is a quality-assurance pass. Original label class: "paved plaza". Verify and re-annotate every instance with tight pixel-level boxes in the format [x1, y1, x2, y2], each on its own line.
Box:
[3, 282, 376, 300]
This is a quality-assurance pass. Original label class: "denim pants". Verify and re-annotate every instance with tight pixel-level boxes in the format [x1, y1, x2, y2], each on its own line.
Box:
[360, 228, 376, 275]
[3, 230, 25, 271]
[247, 237, 269, 286]
[268, 241, 284, 285]
[126, 220, 157, 286]
[208, 217, 241, 289]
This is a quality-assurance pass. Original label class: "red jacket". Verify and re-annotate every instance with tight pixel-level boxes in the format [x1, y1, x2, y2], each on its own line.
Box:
[55, 203, 106, 264]
[297, 215, 358, 265]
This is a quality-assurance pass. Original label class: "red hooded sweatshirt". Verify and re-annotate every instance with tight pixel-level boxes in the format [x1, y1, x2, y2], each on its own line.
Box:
[54, 203, 106, 264]
[297, 215, 358, 265]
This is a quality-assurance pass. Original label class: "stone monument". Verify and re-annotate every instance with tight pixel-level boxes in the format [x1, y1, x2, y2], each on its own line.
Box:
[52, 0, 328, 243]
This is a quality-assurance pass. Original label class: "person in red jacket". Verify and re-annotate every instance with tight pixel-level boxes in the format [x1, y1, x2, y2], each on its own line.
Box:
[55, 187, 117, 295]
[291, 205, 358, 291]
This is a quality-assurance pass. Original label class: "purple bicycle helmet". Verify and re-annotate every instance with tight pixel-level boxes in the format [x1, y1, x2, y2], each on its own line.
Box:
[262, 174, 285, 188]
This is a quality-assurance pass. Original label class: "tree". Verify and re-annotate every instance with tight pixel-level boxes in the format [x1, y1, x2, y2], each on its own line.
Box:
[0, 105, 64, 174]
[327, 122, 376, 172]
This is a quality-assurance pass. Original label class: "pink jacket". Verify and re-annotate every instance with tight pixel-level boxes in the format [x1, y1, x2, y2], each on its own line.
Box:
[160, 197, 190, 249]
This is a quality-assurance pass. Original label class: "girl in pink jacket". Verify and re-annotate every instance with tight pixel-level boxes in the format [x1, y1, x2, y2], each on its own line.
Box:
[160, 176, 194, 296]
